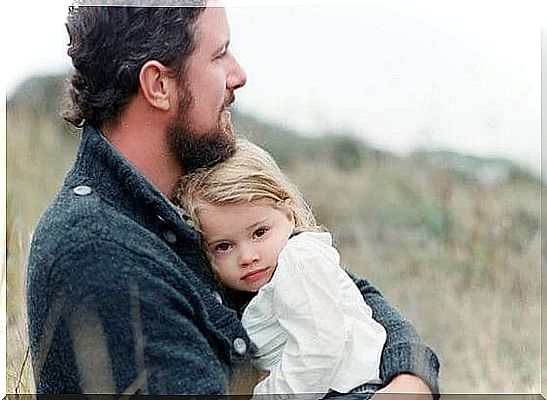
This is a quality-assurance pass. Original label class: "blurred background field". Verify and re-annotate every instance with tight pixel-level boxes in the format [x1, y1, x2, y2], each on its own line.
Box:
[6, 74, 542, 394]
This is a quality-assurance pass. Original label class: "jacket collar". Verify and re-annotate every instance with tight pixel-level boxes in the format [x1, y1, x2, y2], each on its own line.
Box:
[65, 124, 199, 243]
[61, 126, 254, 361]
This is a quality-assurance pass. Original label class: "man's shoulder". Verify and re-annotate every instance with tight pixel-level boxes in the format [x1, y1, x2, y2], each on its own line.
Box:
[34, 184, 121, 243]
[30, 182, 163, 269]
[27, 183, 189, 300]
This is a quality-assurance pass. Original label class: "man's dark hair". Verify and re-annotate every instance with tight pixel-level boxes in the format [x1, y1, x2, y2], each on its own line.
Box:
[62, 5, 205, 128]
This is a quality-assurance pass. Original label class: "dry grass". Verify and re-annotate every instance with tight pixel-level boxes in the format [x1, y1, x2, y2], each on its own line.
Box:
[287, 158, 541, 393]
[6, 104, 542, 394]
[7, 107, 78, 394]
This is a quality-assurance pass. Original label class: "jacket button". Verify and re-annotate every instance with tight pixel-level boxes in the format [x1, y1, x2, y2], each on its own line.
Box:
[73, 185, 92, 196]
[233, 337, 247, 355]
[163, 230, 177, 244]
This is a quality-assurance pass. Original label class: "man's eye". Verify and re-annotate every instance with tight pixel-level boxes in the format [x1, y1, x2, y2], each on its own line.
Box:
[215, 243, 231, 253]
[216, 46, 227, 59]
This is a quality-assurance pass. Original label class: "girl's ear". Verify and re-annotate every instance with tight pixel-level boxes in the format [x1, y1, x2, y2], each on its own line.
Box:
[283, 198, 296, 226]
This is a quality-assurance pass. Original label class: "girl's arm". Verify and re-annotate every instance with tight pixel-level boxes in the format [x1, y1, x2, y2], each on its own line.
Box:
[252, 249, 347, 395]
[347, 271, 440, 398]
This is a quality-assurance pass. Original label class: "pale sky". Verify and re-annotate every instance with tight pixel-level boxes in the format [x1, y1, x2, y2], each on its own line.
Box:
[2, 0, 545, 173]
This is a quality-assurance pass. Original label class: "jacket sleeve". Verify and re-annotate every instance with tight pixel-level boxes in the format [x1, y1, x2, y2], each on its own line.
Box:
[347, 271, 440, 397]
[40, 239, 228, 394]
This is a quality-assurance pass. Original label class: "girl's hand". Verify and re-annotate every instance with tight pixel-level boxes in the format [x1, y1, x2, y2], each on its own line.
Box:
[258, 371, 270, 383]
[372, 374, 433, 400]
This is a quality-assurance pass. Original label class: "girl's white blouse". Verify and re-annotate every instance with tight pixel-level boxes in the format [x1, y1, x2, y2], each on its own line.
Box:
[241, 231, 387, 395]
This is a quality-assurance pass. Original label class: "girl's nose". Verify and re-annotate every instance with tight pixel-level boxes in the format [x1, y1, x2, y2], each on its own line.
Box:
[238, 244, 259, 267]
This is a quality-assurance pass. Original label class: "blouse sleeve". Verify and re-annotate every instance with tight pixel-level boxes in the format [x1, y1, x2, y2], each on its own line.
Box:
[253, 234, 347, 395]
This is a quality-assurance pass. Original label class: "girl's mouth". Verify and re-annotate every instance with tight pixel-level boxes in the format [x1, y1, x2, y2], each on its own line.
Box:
[241, 267, 270, 282]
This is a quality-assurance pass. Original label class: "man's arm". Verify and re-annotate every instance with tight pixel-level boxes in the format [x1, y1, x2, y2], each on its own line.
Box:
[35, 240, 229, 394]
[347, 271, 440, 398]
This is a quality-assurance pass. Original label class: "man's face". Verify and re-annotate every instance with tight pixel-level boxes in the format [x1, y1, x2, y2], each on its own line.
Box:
[167, 6, 247, 174]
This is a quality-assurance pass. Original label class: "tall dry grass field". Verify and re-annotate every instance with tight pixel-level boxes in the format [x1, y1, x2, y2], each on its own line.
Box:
[6, 93, 542, 393]
[288, 159, 541, 393]
[7, 105, 78, 393]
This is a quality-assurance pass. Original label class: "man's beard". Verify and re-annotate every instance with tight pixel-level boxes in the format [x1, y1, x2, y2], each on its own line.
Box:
[167, 89, 236, 174]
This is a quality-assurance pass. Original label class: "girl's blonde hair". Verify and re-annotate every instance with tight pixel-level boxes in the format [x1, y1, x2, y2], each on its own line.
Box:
[175, 138, 321, 233]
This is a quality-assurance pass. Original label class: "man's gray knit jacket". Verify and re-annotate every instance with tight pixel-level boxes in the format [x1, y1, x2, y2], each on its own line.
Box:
[27, 125, 440, 395]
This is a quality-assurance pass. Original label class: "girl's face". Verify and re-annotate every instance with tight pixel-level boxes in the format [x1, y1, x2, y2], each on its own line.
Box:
[198, 201, 295, 292]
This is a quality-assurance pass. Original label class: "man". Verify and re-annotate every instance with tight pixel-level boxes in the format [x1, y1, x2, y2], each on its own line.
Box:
[27, 1, 440, 395]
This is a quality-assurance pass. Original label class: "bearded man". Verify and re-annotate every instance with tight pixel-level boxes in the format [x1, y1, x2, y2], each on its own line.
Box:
[27, 1, 440, 395]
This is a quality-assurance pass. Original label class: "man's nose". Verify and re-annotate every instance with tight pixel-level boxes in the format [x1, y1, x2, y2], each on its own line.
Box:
[227, 53, 247, 91]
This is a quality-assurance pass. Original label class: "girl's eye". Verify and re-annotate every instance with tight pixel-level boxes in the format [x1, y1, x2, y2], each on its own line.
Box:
[214, 243, 232, 253]
[254, 228, 268, 238]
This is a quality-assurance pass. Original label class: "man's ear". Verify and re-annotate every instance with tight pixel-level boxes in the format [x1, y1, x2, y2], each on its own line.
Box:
[139, 60, 178, 111]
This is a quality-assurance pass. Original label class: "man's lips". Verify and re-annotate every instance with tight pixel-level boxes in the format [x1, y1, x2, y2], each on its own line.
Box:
[223, 92, 235, 110]
[241, 267, 270, 282]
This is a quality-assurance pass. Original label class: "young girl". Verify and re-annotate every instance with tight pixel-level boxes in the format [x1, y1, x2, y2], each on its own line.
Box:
[176, 138, 387, 396]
